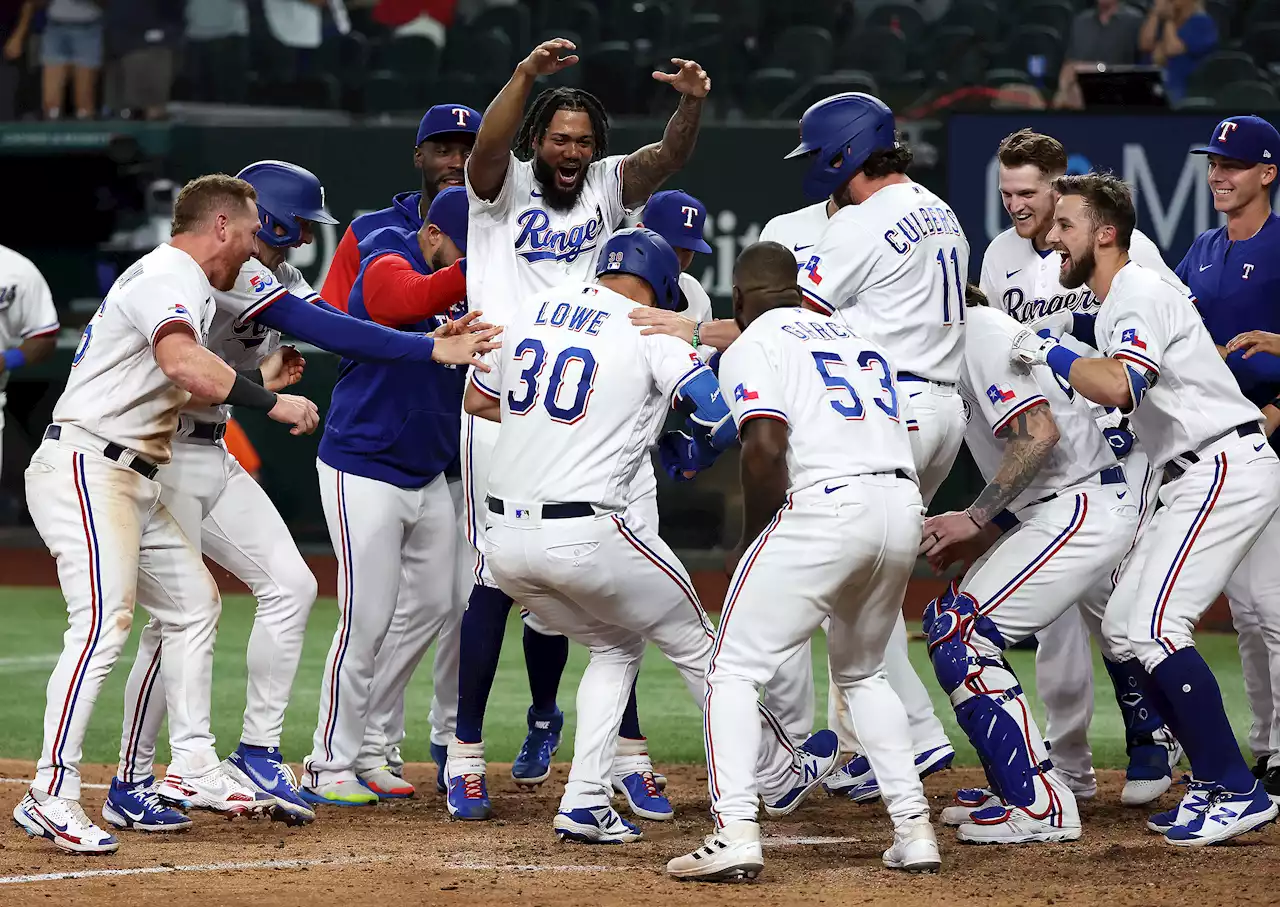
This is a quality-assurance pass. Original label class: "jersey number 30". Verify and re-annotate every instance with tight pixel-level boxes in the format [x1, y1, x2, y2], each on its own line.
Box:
[811, 351, 899, 421]
[508, 338, 597, 424]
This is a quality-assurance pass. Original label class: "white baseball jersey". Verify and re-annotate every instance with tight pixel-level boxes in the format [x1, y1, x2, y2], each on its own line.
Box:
[795, 182, 969, 383]
[186, 257, 320, 425]
[0, 244, 59, 398]
[961, 306, 1116, 509]
[465, 153, 630, 328]
[471, 281, 705, 511]
[718, 306, 917, 493]
[981, 227, 1187, 323]
[53, 243, 215, 463]
[759, 201, 831, 263]
[1097, 262, 1262, 468]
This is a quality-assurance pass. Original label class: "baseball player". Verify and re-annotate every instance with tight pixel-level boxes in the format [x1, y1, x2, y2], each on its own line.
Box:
[1179, 115, 1280, 802]
[464, 228, 838, 844]
[303, 188, 501, 806]
[667, 242, 938, 881]
[1012, 172, 1280, 846]
[919, 283, 1138, 844]
[448, 37, 711, 820]
[789, 92, 960, 799]
[0, 244, 58, 483]
[106, 161, 472, 829]
[979, 128, 1181, 805]
[323, 103, 481, 309]
[14, 174, 320, 854]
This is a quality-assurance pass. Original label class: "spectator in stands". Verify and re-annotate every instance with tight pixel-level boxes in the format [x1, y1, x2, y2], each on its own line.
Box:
[40, 0, 104, 119]
[185, 0, 249, 41]
[1140, 0, 1217, 104]
[264, 0, 350, 51]
[0, 2, 37, 120]
[1054, 0, 1144, 109]
[103, 0, 181, 120]
[371, 0, 459, 46]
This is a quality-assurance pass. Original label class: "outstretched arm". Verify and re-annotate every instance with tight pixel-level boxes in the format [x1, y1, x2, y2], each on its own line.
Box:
[468, 38, 579, 202]
[621, 59, 711, 208]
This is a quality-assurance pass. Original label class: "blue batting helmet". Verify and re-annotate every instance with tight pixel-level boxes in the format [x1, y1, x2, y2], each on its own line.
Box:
[595, 228, 687, 312]
[784, 93, 897, 200]
[236, 160, 339, 249]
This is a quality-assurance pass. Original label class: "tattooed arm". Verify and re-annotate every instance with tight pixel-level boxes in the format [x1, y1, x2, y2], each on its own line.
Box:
[622, 59, 711, 207]
[920, 403, 1060, 566]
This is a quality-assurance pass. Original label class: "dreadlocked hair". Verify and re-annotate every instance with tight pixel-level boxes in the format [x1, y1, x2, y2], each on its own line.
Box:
[513, 87, 610, 161]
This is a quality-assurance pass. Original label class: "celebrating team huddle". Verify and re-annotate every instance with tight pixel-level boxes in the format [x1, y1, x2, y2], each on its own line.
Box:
[13, 35, 1280, 882]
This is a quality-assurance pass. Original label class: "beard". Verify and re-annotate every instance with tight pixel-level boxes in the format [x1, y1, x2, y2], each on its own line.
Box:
[1059, 244, 1096, 290]
[533, 155, 587, 211]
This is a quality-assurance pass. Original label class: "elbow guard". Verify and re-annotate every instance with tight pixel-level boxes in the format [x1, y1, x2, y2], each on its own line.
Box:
[672, 366, 737, 451]
[1123, 363, 1152, 412]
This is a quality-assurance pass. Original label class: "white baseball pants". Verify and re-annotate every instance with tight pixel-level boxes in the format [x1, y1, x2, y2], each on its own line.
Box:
[306, 462, 459, 785]
[1225, 505, 1280, 768]
[25, 430, 222, 800]
[485, 501, 797, 813]
[117, 436, 318, 781]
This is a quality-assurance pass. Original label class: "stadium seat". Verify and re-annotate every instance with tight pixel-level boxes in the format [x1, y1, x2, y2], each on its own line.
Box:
[993, 25, 1064, 86]
[541, 1, 601, 45]
[379, 36, 442, 81]
[941, 0, 1001, 41]
[581, 42, 639, 114]
[836, 27, 909, 80]
[985, 67, 1032, 87]
[443, 28, 513, 82]
[780, 70, 880, 118]
[768, 26, 835, 80]
[468, 3, 532, 53]
[1017, 0, 1075, 36]
[925, 26, 988, 83]
[185, 37, 251, 103]
[1247, 0, 1280, 29]
[1205, 0, 1237, 38]
[1243, 23, 1280, 65]
[613, 1, 672, 45]
[862, 2, 927, 44]
[363, 71, 426, 115]
[741, 68, 801, 118]
[1175, 95, 1219, 110]
[1215, 79, 1280, 109]
[431, 72, 491, 111]
[1188, 51, 1260, 96]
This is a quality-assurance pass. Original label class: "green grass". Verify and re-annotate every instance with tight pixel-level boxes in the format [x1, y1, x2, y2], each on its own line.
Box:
[0, 587, 1255, 769]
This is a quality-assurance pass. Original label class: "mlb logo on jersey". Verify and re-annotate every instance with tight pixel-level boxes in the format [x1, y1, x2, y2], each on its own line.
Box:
[1121, 328, 1147, 350]
[986, 384, 1016, 404]
[248, 274, 275, 295]
[734, 382, 759, 402]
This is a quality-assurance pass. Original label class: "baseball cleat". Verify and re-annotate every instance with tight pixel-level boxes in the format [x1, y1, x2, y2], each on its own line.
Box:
[942, 788, 997, 826]
[826, 744, 955, 803]
[512, 706, 563, 786]
[1165, 782, 1278, 846]
[431, 742, 448, 794]
[1061, 774, 1098, 801]
[1122, 734, 1182, 807]
[553, 806, 643, 844]
[666, 820, 763, 881]
[1263, 766, 1280, 806]
[102, 777, 193, 832]
[156, 763, 274, 816]
[226, 745, 315, 825]
[14, 791, 120, 854]
[387, 744, 405, 778]
[299, 777, 378, 807]
[763, 729, 840, 818]
[882, 815, 942, 873]
[1147, 777, 1211, 833]
[612, 738, 672, 821]
[956, 791, 1082, 845]
[358, 766, 415, 799]
[446, 741, 492, 820]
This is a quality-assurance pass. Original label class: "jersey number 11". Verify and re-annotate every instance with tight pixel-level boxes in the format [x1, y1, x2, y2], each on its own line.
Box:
[936, 247, 966, 326]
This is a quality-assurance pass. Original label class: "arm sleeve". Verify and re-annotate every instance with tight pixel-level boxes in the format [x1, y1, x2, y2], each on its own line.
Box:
[965, 323, 1048, 437]
[465, 152, 521, 220]
[252, 291, 437, 364]
[118, 276, 200, 347]
[15, 262, 59, 339]
[362, 254, 468, 327]
[796, 220, 871, 316]
[320, 225, 360, 311]
[717, 339, 789, 430]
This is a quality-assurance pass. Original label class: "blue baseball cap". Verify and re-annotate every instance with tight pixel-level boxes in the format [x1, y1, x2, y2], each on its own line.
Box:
[416, 104, 482, 147]
[1191, 115, 1280, 165]
[426, 186, 468, 253]
[638, 190, 713, 254]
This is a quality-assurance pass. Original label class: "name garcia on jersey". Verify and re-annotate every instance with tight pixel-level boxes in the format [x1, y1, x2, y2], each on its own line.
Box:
[515, 204, 606, 264]
[884, 205, 964, 255]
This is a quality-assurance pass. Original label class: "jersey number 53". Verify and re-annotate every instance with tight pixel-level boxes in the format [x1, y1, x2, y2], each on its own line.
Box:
[811, 350, 899, 421]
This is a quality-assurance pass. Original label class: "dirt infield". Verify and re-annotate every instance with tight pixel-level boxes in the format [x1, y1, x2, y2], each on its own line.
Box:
[0, 761, 1271, 907]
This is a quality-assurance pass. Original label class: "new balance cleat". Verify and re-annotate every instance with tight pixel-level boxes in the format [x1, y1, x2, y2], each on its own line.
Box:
[156, 763, 273, 816]
[358, 765, 415, 799]
[512, 706, 562, 786]
[226, 745, 315, 825]
[763, 729, 840, 818]
[446, 741, 491, 820]
[830, 744, 956, 803]
[1165, 783, 1278, 846]
[14, 791, 120, 854]
[102, 777, 192, 832]
[554, 806, 642, 844]
[666, 820, 763, 881]
[1148, 776, 1211, 833]
[882, 815, 941, 873]
[956, 797, 1082, 845]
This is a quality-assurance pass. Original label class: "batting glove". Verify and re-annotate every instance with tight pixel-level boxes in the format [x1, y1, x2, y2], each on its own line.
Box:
[1010, 328, 1059, 368]
[658, 430, 719, 481]
[1103, 425, 1135, 459]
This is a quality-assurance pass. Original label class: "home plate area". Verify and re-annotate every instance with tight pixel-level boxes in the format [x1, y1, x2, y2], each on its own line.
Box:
[0, 761, 1274, 906]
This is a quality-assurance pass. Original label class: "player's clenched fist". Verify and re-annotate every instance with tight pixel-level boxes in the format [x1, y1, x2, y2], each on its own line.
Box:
[432, 309, 503, 371]
[260, 344, 305, 391]
[653, 58, 711, 98]
[518, 38, 579, 78]
[269, 393, 320, 436]
[1227, 330, 1280, 359]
